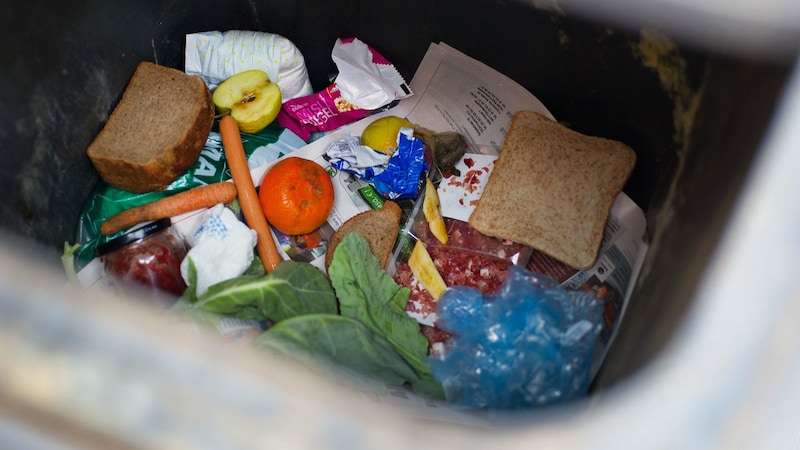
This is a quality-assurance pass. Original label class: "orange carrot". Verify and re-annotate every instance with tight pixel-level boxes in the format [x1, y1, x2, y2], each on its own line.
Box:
[219, 115, 283, 273]
[100, 182, 237, 235]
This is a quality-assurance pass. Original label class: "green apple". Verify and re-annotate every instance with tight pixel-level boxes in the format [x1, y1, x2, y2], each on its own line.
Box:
[213, 69, 282, 134]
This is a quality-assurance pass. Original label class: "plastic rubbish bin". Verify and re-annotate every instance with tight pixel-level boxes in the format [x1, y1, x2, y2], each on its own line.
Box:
[2, 0, 800, 448]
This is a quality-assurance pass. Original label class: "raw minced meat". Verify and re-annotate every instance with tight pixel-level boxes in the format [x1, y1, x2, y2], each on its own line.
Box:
[395, 247, 512, 315]
[394, 218, 525, 350]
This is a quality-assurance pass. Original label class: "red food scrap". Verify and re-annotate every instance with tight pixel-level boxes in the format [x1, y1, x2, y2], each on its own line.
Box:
[394, 218, 528, 350]
[443, 160, 490, 195]
[421, 324, 452, 355]
[461, 169, 483, 194]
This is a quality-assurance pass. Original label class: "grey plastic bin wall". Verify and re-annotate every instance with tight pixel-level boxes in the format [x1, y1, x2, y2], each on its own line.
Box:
[2, 0, 800, 448]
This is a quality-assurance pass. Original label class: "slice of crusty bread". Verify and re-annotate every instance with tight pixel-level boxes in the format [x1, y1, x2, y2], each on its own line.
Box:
[86, 61, 214, 193]
[325, 201, 403, 270]
[468, 110, 636, 269]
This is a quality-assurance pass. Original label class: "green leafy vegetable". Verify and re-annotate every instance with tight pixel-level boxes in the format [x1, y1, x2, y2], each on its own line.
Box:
[174, 233, 443, 400]
[61, 242, 82, 287]
[169, 296, 223, 334]
[193, 260, 337, 323]
[241, 255, 267, 277]
[179, 257, 200, 304]
[328, 232, 444, 398]
[169, 260, 226, 333]
[254, 314, 418, 391]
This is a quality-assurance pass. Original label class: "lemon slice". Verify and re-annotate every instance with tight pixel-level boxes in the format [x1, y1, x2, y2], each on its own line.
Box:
[408, 240, 447, 300]
[423, 178, 448, 244]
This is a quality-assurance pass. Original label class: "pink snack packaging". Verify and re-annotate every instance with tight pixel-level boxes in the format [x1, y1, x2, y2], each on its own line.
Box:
[277, 37, 412, 141]
[277, 83, 372, 141]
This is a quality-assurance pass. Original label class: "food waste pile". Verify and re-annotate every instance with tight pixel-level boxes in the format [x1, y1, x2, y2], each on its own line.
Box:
[66, 32, 643, 414]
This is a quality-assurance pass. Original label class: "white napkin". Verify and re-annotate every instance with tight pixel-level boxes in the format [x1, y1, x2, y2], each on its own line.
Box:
[181, 204, 257, 296]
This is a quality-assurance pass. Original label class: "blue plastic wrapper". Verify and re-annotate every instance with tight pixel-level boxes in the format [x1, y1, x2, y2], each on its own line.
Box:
[326, 134, 390, 180]
[371, 128, 427, 199]
[427, 264, 604, 410]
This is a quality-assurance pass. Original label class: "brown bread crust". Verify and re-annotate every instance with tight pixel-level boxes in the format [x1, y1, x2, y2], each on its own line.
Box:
[468, 110, 636, 269]
[325, 201, 403, 270]
[86, 61, 214, 193]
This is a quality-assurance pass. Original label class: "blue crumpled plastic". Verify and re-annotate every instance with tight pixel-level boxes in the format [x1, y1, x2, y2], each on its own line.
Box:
[371, 128, 427, 199]
[427, 264, 604, 410]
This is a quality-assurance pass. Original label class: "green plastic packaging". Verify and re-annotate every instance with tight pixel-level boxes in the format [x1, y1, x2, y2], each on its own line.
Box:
[74, 121, 304, 270]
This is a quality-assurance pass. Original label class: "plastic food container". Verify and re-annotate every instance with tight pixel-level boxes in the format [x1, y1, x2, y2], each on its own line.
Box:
[96, 218, 188, 305]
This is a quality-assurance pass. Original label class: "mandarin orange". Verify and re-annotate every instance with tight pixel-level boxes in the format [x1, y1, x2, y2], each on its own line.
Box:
[258, 157, 335, 235]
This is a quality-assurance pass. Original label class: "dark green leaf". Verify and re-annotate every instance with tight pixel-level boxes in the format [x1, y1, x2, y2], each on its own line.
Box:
[327, 233, 440, 396]
[169, 296, 222, 334]
[254, 314, 418, 390]
[242, 255, 267, 277]
[194, 260, 337, 322]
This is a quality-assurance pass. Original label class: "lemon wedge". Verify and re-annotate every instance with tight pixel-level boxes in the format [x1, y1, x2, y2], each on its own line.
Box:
[408, 240, 447, 300]
[423, 178, 448, 244]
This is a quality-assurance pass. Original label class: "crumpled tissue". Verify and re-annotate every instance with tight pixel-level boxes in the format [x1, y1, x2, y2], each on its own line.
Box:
[180, 204, 257, 296]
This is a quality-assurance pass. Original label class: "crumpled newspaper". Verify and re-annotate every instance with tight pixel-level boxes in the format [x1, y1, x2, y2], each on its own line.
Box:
[180, 204, 257, 296]
[184, 30, 314, 101]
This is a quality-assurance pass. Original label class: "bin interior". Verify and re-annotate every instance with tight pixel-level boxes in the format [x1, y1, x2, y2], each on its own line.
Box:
[1, 0, 794, 412]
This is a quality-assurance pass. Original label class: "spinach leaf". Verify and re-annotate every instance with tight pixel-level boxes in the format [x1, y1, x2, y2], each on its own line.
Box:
[179, 257, 199, 304]
[169, 296, 222, 334]
[169, 260, 230, 334]
[254, 314, 418, 391]
[328, 232, 443, 398]
[241, 255, 267, 277]
[194, 260, 337, 323]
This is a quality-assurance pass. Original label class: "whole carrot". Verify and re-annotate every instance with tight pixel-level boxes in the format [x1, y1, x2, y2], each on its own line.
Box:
[219, 115, 283, 273]
[100, 182, 237, 235]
